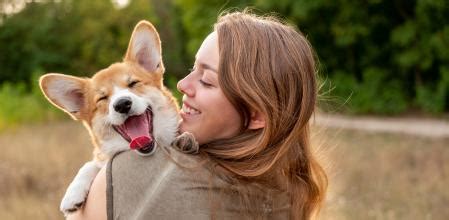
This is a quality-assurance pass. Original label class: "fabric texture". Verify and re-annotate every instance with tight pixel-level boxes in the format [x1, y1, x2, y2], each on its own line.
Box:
[106, 145, 290, 220]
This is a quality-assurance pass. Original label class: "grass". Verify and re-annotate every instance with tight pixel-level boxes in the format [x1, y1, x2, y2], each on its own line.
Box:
[316, 127, 449, 220]
[0, 121, 91, 220]
[0, 120, 448, 219]
[0, 77, 63, 132]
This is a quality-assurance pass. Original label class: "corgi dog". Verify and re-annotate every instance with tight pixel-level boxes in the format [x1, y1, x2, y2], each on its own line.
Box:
[39, 20, 195, 215]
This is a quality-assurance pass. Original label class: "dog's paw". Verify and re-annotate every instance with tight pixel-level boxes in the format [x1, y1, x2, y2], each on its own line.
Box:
[59, 161, 101, 216]
[172, 132, 199, 154]
[59, 185, 88, 216]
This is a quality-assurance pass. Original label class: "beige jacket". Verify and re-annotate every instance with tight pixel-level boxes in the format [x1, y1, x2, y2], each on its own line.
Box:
[106, 146, 290, 220]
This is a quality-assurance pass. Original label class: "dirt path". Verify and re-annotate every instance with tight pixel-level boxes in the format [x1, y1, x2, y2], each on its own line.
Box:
[314, 113, 449, 138]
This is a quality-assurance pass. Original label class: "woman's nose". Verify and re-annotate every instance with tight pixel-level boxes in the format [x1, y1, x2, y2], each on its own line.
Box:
[177, 75, 194, 97]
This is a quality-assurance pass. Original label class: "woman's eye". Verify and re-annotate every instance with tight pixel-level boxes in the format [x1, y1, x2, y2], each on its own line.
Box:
[128, 80, 140, 88]
[97, 96, 108, 103]
[199, 79, 213, 87]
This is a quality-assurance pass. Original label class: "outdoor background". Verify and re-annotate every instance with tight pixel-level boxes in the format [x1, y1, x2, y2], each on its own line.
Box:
[0, 0, 448, 219]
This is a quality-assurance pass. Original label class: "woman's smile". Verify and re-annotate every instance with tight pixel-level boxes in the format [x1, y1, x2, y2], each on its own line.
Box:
[180, 102, 201, 116]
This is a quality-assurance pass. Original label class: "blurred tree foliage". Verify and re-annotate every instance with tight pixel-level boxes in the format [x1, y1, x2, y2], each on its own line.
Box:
[0, 0, 448, 115]
[0, 0, 159, 81]
[175, 0, 449, 114]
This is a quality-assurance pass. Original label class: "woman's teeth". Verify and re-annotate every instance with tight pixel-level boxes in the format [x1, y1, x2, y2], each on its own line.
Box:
[183, 105, 200, 115]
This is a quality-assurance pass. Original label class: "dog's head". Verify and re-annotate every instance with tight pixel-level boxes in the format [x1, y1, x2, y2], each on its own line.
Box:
[39, 21, 179, 156]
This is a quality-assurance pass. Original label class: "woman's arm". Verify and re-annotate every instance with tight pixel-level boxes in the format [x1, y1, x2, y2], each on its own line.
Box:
[66, 165, 107, 220]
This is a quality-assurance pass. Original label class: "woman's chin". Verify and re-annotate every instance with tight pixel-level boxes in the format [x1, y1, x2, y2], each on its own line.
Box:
[179, 122, 195, 135]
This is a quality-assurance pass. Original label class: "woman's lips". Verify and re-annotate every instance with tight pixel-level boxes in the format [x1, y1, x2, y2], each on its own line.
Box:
[181, 102, 201, 115]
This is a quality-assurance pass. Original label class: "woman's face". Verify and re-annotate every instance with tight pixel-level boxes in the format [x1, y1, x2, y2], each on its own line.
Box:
[177, 32, 241, 145]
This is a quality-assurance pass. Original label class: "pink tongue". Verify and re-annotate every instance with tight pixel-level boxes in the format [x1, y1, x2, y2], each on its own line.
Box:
[124, 114, 152, 149]
[130, 136, 152, 150]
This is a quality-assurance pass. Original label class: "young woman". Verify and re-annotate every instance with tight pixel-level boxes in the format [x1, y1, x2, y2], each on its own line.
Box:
[68, 11, 327, 220]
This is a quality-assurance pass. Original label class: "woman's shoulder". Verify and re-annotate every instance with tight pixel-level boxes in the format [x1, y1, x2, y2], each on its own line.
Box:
[107, 146, 291, 219]
[108, 145, 213, 188]
[106, 146, 220, 219]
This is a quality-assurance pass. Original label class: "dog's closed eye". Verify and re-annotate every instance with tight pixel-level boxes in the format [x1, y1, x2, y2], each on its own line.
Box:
[128, 80, 140, 88]
[97, 96, 108, 103]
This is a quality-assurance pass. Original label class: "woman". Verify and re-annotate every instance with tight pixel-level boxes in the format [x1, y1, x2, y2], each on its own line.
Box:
[69, 11, 327, 220]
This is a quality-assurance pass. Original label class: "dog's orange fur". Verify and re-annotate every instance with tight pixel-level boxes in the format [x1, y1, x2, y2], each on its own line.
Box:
[39, 21, 182, 214]
[40, 21, 179, 162]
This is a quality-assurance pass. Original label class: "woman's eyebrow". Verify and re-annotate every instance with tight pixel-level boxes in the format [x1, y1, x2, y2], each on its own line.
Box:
[196, 62, 218, 73]
[202, 63, 218, 73]
[193, 55, 219, 73]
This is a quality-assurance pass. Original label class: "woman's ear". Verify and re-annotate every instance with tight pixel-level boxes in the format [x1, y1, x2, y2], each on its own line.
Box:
[248, 110, 265, 130]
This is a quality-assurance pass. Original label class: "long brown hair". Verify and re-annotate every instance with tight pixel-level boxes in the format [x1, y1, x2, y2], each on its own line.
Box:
[198, 11, 327, 219]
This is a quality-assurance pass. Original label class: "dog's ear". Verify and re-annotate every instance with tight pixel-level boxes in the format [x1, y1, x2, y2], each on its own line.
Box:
[39, 73, 87, 120]
[124, 20, 163, 73]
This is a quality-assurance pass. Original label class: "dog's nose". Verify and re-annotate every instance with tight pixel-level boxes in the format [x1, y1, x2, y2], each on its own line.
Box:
[114, 97, 132, 114]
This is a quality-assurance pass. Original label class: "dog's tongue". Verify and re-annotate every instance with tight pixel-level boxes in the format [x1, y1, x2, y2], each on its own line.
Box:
[130, 136, 152, 150]
[123, 114, 152, 150]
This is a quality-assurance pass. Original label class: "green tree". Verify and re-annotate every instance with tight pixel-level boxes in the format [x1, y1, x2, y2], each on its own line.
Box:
[254, 0, 449, 114]
[1, 0, 448, 115]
